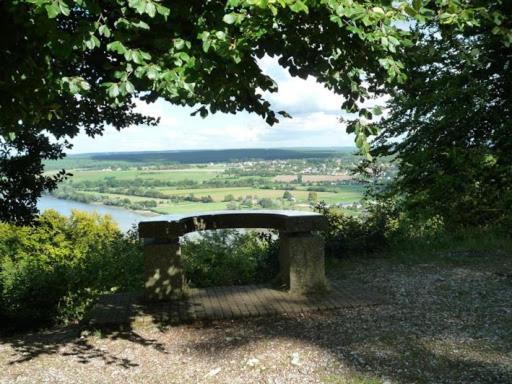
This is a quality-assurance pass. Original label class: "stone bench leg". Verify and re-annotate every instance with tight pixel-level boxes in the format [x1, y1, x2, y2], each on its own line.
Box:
[143, 238, 184, 301]
[278, 231, 328, 294]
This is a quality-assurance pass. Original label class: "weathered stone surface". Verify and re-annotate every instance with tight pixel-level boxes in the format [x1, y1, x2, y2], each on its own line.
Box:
[143, 238, 184, 301]
[138, 210, 328, 239]
[139, 210, 328, 301]
[282, 232, 328, 294]
[276, 231, 292, 288]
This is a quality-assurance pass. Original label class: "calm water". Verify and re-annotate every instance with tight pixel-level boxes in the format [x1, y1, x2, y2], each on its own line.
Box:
[37, 196, 165, 232]
[37, 196, 318, 233]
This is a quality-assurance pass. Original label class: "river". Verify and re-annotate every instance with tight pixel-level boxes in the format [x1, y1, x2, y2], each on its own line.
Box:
[37, 196, 169, 232]
[37, 196, 307, 234]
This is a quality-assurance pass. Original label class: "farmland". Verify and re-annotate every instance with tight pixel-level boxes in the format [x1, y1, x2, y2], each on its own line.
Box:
[46, 148, 393, 216]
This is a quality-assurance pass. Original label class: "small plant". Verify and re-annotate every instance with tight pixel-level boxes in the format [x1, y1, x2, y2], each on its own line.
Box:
[315, 202, 396, 257]
[0, 210, 143, 330]
[181, 229, 279, 288]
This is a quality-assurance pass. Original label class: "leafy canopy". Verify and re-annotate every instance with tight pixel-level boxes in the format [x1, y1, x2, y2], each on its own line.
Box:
[373, 0, 512, 228]
[1, 0, 484, 223]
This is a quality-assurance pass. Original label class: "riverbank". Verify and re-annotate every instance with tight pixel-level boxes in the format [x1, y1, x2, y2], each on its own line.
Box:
[37, 196, 163, 232]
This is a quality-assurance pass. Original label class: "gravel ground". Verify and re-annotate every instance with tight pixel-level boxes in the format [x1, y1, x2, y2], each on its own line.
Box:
[1, 252, 511, 384]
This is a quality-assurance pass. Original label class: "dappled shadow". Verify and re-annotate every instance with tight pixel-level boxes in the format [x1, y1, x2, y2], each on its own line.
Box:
[175, 261, 512, 383]
[2, 259, 511, 382]
[179, 303, 511, 383]
[2, 323, 168, 368]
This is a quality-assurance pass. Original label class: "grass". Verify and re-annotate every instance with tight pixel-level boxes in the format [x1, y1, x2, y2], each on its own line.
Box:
[156, 186, 362, 204]
[68, 168, 224, 183]
[386, 227, 512, 266]
[56, 165, 365, 216]
[154, 201, 230, 214]
[77, 187, 362, 215]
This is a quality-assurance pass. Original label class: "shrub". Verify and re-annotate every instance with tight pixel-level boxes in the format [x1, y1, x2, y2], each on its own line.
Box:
[0, 210, 143, 330]
[315, 201, 398, 257]
[181, 230, 279, 288]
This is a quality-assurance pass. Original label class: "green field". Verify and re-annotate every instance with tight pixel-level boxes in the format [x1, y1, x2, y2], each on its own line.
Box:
[80, 184, 362, 214]
[50, 150, 367, 215]
[67, 168, 224, 182]
[157, 186, 362, 204]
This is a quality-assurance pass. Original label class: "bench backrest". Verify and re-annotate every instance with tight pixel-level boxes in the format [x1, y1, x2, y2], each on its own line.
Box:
[139, 210, 328, 239]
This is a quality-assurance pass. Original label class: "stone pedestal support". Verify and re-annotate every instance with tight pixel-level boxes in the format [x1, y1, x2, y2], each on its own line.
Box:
[278, 231, 328, 294]
[143, 238, 184, 301]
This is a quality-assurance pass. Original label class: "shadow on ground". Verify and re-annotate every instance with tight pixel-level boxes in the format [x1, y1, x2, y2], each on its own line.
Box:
[2, 257, 511, 383]
[2, 324, 168, 368]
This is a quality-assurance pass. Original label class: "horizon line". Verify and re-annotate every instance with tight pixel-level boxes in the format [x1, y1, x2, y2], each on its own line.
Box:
[67, 145, 358, 157]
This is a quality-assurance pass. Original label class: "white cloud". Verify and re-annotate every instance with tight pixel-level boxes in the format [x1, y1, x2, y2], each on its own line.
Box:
[257, 56, 344, 115]
[265, 76, 343, 114]
[68, 57, 358, 154]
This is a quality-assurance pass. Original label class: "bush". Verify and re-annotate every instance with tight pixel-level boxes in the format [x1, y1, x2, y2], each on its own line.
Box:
[0, 210, 143, 330]
[181, 230, 279, 288]
[315, 201, 397, 257]
[315, 197, 512, 260]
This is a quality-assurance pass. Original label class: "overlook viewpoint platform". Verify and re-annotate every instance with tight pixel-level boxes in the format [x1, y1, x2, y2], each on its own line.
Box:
[139, 210, 330, 301]
[89, 210, 386, 327]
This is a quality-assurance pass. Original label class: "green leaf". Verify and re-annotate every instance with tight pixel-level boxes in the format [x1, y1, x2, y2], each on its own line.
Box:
[107, 41, 127, 54]
[45, 3, 60, 18]
[58, 0, 70, 16]
[372, 106, 383, 116]
[140, 50, 152, 60]
[108, 84, 120, 98]
[403, 5, 416, 17]
[223, 13, 237, 24]
[202, 39, 211, 53]
[132, 20, 150, 30]
[132, 50, 143, 64]
[289, 1, 308, 14]
[145, 1, 156, 17]
[388, 36, 399, 46]
[356, 132, 366, 148]
[146, 65, 160, 80]
[174, 38, 185, 50]
[79, 80, 91, 91]
[125, 81, 135, 94]
[84, 37, 96, 50]
[128, 0, 146, 14]
[69, 81, 80, 94]
[155, 3, 170, 19]
[232, 53, 241, 64]
[98, 25, 111, 37]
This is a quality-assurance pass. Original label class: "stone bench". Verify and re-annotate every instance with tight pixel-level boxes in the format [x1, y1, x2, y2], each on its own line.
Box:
[138, 210, 328, 301]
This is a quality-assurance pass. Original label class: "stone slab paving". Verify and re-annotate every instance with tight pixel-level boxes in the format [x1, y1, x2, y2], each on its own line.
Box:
[87, 280, 386, 328]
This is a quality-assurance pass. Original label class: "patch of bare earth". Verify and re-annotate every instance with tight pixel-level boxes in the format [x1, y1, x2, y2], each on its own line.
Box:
[1, 254, 511, 384]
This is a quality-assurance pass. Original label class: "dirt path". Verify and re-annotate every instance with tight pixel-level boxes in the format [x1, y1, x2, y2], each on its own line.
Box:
[1, 253, 511, 384]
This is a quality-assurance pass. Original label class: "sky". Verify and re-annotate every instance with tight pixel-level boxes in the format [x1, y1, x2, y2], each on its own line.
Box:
[69, 56, 359, 154]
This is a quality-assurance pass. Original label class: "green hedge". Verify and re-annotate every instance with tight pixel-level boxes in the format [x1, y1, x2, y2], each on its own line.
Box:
[0, 210, 143, 329]
[182, 230, 279, 288]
